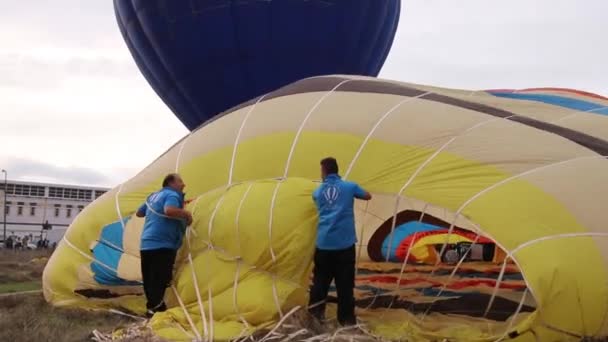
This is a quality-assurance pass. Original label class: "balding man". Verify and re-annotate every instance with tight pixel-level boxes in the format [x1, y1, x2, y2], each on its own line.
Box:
[136, 173, 192, 317]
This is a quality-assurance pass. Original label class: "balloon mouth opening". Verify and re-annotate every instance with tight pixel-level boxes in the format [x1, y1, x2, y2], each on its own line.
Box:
[345, 208, 536, 333]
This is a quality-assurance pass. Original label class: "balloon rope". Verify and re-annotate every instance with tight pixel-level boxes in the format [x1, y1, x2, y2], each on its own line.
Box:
[398, 124, 607, 326]
[265, 81, 350, 319]
[175, 131, 194, 173]
[114, 183, 125, 230]
[206, 191, 232, 341]
[267, 181, 284, 318]
[228, 95, 267, 184]
[62, 236, 122, 275]
[232, 260, 250, 329]
[433, 155, 608, 318]
[235, 183, 253, 256]
[207, 191, 228, 248]
[207, 284, 214, 342]
[343, 91, 433, 180]
[233, 183, 254, 330]
[420, 230, 484, 321]
[389, 203, 429, 312]
[440, 155, 608, 271]
[492, 289, 529, 342]
[427, 156, 608, 334]
[282, 80, 350, 178]
[354, 201, 370, 279]
[391, 115, 515, 264]
[171, 285, 201, 341]
[185, 227, 209, 340]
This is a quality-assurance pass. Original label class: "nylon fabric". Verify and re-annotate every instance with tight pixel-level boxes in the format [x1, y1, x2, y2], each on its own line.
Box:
[43, 76, 608, 341]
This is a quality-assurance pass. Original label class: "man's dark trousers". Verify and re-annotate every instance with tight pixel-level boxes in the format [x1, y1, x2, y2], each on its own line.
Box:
[308, 244, 356, 325]
[140, 248, 177, 313]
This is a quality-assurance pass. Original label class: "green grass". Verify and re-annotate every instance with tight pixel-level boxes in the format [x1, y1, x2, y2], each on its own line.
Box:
[0, 280, 41, 294]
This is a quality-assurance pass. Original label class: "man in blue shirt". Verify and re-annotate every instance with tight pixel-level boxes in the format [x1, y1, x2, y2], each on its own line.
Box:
[308, 157, 372, 326]
[136, 173, 192, 317]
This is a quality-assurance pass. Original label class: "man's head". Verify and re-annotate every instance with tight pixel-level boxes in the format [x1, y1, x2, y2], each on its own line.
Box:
[162, 173, 185, 192]
[320, 157, 339, 179]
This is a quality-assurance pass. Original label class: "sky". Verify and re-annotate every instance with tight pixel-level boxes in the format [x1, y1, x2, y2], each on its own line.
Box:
[0, 0, 606, 188]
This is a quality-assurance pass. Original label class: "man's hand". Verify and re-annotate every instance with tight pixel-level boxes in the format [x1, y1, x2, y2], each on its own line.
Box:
[165, 206, 193, 226]
[184, 211, 193, 226]
[360, 192, 372, 201]
[355, 191, 372, 201]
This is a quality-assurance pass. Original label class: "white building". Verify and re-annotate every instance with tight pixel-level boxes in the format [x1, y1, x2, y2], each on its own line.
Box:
[0, 180, 109, 244]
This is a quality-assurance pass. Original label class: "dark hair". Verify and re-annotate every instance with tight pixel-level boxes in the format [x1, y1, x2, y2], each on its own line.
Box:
[162, 173, 179, 187]
[320, 157, 339, 175]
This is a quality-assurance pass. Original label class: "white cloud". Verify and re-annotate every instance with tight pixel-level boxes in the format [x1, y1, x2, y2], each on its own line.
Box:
[382, 0, 608, 95]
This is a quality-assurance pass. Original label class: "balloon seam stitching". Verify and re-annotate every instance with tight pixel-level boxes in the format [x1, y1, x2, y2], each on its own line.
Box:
[551, 106, 608, 124]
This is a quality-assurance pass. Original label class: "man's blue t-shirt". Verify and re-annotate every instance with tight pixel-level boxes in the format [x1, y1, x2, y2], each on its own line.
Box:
[313, 174, 367, 250]
[138, 187, 186, 251]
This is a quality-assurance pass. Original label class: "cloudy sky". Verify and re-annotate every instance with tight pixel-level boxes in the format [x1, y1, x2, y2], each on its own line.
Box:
[1, 0, 606, 188]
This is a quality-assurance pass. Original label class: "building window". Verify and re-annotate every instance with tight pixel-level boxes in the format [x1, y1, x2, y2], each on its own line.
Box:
[31, 186, 45, 197]
[4, 205, 8, 215]
[77, 190, 92, 200]
[0, 183, 15, 195]
[54, 208, 60, 217]
[17, 206, 23, 216]
[77, 205, 84, 212]
[49, 187, 62, 198]
[30, 206, 36, 216]
[66, 208, 72, 218]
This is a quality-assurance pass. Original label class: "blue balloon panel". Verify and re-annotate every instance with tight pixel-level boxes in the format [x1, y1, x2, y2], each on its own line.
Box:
[114, 0, 401, 130]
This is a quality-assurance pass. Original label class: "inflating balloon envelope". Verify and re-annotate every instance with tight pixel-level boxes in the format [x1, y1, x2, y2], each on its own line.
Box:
[43, 75, 608, 341]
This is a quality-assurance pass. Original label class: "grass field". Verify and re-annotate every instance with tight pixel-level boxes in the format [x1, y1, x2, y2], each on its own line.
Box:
[0, 249, 48, 297]
[0, 249, 140, 342]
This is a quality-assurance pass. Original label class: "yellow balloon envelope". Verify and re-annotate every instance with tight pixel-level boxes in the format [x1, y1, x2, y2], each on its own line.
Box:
[43, 76, 608, 341]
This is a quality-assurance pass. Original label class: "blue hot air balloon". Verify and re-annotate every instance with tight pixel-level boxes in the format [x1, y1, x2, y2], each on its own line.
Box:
[114, 0, 401, 130]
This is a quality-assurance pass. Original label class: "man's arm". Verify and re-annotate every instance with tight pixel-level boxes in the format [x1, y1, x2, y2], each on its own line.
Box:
[354, 184, 372, 201]
[135, 202, 147, 218]
[164, 195, 193, 225]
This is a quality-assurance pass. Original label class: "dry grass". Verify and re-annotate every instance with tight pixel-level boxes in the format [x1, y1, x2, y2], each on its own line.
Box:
[91, 309, 384, 342]
[0, 293, 134, 342]
[0, 249, 50, 285]
[248, 309, 386, 342]
[0, 249, 136, 342]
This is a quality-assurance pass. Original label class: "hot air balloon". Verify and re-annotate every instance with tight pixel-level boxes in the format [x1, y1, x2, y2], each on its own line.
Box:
[113, 0, 401, 130]
[44, 76, 608, 341]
